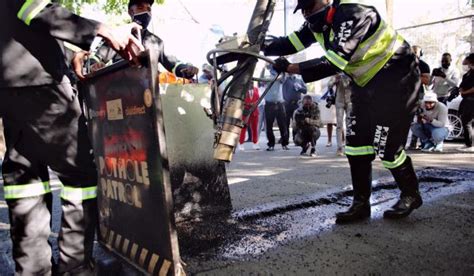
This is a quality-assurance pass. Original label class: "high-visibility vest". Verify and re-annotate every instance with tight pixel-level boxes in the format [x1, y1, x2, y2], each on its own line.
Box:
[314, 0, 405, 87]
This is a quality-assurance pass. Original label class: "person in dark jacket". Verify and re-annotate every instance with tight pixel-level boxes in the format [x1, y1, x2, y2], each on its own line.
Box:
[0, 0, 143, 274]
[264, 0, 422, 223]
[74, 0, 198, 80]
[293, 95, 322, 156]
[283, 73, 308, 137]
[457, 53, 474, 152]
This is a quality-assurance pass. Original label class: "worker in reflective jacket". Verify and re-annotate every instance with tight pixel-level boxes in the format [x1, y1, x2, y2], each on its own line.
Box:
[0, 0, 143, 274]
[264, 0, 422, 223]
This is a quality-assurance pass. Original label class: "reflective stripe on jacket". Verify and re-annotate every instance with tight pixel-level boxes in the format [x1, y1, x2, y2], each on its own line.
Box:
[264, 0, 407, 87]
[1, 0, 99, 87]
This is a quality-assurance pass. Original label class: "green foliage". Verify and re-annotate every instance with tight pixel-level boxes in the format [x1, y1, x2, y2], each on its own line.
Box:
[54, 0, 164, 15]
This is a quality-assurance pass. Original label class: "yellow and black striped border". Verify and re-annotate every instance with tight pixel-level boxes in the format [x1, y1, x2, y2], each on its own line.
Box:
[100, 225, 174, 275]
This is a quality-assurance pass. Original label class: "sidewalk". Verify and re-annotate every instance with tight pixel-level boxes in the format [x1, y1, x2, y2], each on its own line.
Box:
[228, 129, 473, 212]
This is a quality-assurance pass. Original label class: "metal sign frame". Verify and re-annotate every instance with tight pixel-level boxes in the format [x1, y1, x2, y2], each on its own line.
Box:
[81, 51, 183, 275]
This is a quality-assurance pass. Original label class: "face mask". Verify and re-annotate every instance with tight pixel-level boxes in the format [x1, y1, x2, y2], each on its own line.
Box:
[133, 11, 152, 28]
[462, 65, 470, 72]
[305, 6, 329, 33]
[441, 62, 450, 69]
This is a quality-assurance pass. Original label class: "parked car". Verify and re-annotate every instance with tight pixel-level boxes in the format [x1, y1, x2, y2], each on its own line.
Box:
[446, 95, 464, 140]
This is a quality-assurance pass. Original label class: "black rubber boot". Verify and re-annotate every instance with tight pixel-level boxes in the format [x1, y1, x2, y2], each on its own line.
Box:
[384, 156, 423, 219]
[336, 156, 373, 224]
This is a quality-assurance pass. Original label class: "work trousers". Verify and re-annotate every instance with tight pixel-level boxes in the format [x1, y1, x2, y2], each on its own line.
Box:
[240, 114, 259, 144]
[460, 98, 474, 147]
[294, 126, 320, 149]
[264, 102, 289, 147]
[345, 50, 420, 172]
[411, 123, 449, 145]
[0, 83, 98, 275]
[284, 101, 299, 136]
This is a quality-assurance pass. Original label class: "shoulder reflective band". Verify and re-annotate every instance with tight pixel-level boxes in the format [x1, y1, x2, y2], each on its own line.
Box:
[345, 146, 375, 156]
[326, 50, 349, 70]
[172, 62, 184, 75]
[17, 0, 50, 26]
[382, 150, 407, 169]
[61, 186, 97, 201]
[314, 32, 349, 70]
[313, 32, 325, 50]
[4, 181, 51, 199]
[288, 32, 305, 52]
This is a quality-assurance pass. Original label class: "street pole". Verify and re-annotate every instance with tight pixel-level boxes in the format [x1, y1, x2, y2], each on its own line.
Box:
[284, 0, 287, 36]
[385, 0, 393, 26]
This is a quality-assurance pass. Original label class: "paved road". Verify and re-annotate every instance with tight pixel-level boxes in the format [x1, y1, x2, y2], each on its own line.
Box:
[1, 131, 473, 275]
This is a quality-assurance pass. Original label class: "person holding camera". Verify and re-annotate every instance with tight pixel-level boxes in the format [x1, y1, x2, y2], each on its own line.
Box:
[410, 92, 449, 152]
[320, 82, 337, 147]
[431, 53, 460, 105]
[283, 73, 308, 139]
[293, 95, 322, 156]
[407, 45, 431, 150]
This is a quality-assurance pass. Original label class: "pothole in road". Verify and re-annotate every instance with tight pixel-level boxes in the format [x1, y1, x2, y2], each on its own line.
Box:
[178, 167, 474, 268]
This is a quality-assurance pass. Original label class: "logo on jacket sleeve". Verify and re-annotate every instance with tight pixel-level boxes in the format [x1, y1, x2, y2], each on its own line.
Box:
[337, 20, 353, 47]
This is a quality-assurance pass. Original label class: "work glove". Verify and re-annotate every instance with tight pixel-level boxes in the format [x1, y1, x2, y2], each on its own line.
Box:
[180, 65, 199, 79]
[272, 57, 290, 74]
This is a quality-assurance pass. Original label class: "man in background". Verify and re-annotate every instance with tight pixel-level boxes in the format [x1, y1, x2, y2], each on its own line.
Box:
[264, 66, 289, 151]
[74, 0, 198, 81]
[431, 53, 460, 104]
[407, 45, 431, 150]
[293, 95, 321, 156]
[283, 73, 307, 139]
[411, 92, 449, 152]
[457, 53, 474, 152]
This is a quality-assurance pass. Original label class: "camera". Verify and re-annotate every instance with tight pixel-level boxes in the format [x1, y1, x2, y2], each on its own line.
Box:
[294, 112, 306, 123]
[447, 87, 459, 102]
[415, 107, 423, 116]
[325, 94, 335, 108]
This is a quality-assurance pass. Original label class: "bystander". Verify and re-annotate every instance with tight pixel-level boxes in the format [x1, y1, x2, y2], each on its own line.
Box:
[293, 95, 322, 157]
[411, 92, 449, 152]
[457, 53, 474, 152]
